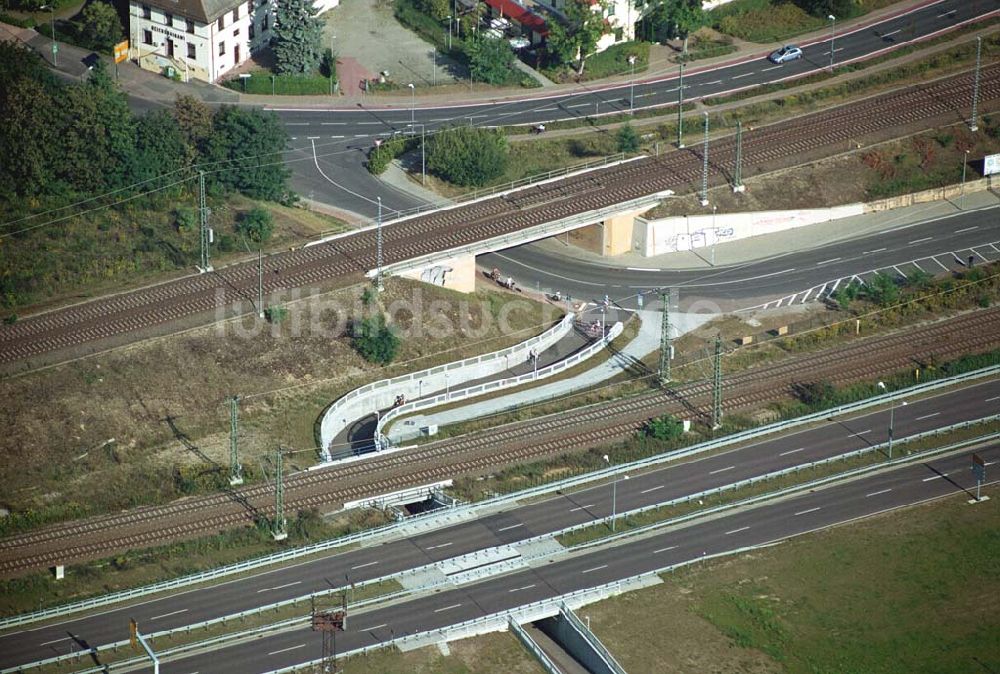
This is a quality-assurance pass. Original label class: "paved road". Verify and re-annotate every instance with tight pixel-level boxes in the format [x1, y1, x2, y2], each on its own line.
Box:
[162, 442, 1000, 672]
[273, 0, 997, 216]
[481, 204, 1000, 309]
[4, 379, 997, 670]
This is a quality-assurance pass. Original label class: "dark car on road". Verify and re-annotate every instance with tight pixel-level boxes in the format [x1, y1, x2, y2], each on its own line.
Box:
[768, 45, 803, 64]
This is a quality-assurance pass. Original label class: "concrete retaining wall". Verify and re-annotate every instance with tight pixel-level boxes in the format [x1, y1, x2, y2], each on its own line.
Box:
[865, 176, 995, 211]
[318, 313, 575, 460]
[634, 204, 864, 257]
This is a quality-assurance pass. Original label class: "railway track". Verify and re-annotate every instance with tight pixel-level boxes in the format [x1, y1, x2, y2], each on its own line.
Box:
[2, 66, 999, 367]
[2, 308, 998, 576]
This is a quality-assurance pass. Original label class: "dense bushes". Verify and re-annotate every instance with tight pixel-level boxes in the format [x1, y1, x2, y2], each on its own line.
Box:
[426, 126, 509, 187]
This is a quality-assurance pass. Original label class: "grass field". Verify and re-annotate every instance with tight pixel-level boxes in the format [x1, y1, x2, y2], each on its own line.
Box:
[584, 490, 1000, 673]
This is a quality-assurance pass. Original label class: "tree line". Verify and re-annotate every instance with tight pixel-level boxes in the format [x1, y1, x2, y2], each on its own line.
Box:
[0, 41, 292, 207]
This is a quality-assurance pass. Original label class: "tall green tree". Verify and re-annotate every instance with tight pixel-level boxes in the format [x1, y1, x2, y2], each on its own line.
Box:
[426, 126, 508, 187]
[465, 36, 515, 85]
[793, 0, 855, 18]
[272, 0, 323, 75]
[77, 0, 124, 52]
[206, 106, 293, 202]
[546, 0, 609, 73]
[128, 110, 188, 183]
[173, 94, 213, 164]
[643, 0, 703, 53]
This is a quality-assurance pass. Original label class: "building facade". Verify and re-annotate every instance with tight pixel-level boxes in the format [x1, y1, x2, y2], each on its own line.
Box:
[128, 0, 275, 83]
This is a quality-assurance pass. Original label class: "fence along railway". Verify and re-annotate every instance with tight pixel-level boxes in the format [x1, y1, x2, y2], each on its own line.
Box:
[2, 306, 998, 576]
[1, 66, 998, 367]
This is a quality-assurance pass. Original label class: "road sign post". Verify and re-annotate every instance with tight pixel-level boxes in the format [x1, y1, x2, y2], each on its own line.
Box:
[970, 453, 987, 503]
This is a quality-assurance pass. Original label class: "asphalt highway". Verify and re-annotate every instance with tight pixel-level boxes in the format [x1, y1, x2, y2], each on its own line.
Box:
[163, 443, 1000, 673]
[4, 379, 997, 670]
[482, 205, 1000, 309]
[272, 0, 998, 216]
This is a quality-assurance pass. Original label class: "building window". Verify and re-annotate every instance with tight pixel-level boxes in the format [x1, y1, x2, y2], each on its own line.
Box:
[141, 4, 150, 18]
[217, 16, 225, 29]
[165, 12, 173, 26]
[187, 42, 196, 58]
[232, 8, 238, 21]
[219, 41, 226, 55]
[249, 23, 255, 39]
[233, 28, 240, 37]
[186, 19, 195, 33]
[246, 0, 253, 14]
[143, 29, 153, 44]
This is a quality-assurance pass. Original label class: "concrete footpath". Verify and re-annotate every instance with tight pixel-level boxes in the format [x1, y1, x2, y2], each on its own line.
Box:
[391, 309, 712, 440]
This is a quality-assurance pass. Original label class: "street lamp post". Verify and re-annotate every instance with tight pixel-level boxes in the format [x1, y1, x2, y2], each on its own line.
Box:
[628, 54, 637, 115]
[676, 63, 685, 148]
[828, 15, 836, 70]
[603, 455, 628, 532]
[711, 205, 718, 266]
[407, 83, 415, 128]
[877, 381, 895, 458]
[446, 16, 452, 51]
[41, 4, 57, 66]
[961, 149, 970, 208]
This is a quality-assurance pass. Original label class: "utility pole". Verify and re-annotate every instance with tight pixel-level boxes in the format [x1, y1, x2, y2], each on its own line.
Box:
[970, 36, 981, 132]
[229, 396, 243, 486]
[198, 171, 212, 272]
[676, 63, 685, 149]
[700, 112, 710, 206]
[827, 14, 836, 70]
[375, 197, 384, 292]
[712, 334, 723, 429]
[272, 447, 287, 541]
[658, 290, 671, 385]
[733, 120, 745, 193]
[257, 249, 264, 318]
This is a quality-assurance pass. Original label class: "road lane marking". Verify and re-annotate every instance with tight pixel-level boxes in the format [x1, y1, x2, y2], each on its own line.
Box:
[509, 584, 536, 593]
[909, 237, 933, 244]
[915, 412, 940, 421]
[497, 523, 524, 531]
[256, 581, 301, 593]
[985, 396, 1000, 402]
[922, 473, 949, 482]
[581, 564, 609, 574]
[320, 122, 345, 125]
[434, 603, 462, 613]
[425, 542, 453, 551]
[351, 561, 379, 570]
[653, 545, 677, 554]
[851, 429, 872, 436]
[149, 608, 189, 621]
[307, 136, 320, 139]
[703, 80, 722, 86]
[640, 485, 665, 494]
[627, 267, 658, 272]
[709, 465, 735, 474]
[538, 107, 557, 111]
[39, 637, 72, 646]
[725, 526, 750, 535]
[794, 507, 821, 516]
[359, 624, 386, 632]
[865, 247, 888, 254]
[955, 225, 979, 233]
[780, 447, 806, 456]
[731, 72, 755, 79]
[818, 257, 841, 265]
[268, 644, 305, 656]
[762, 65, 782, 72]
[882, 28, 902, 37]
[569, 103, 591, 108]
[866, 488, 892, 497]
[569, 504, 596, 512]
[284, 122, 308, 126]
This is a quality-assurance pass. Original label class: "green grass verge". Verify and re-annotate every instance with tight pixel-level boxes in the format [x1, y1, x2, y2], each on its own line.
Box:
[541, 42, 650, 84]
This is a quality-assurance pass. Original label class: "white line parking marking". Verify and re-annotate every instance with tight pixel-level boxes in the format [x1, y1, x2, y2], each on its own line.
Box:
[794, 507, 821, 516]
[434, 604, 463, 613]
[653, 545, 678, 554]
[931, 257, 950, 270]
[581, 565, 609, 574]
[640, 485, 665, 494]
[866, 488, 892, 498]
[915, 412, 940, 421]
[268, 644, 305, 656]
[351, 561, 379, 570]
[709, 465, 735, 474]
[725, 526, 750, 535]
[780, 447, 806, 456]
[150, 608, 189, 621]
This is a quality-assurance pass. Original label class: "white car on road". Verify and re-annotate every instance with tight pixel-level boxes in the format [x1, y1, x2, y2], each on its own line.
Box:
[768, 45, 803, 64]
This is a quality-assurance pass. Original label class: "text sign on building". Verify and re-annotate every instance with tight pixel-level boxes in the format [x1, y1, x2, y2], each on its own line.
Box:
[984, 153, 1000, 177]
[114, 40, 129, 63]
